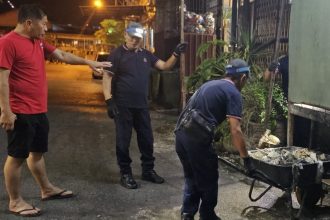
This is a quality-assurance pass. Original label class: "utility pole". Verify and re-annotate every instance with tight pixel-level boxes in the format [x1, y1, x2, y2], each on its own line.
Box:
[242, 0, 250, 36]
[265, 0, 286, 128]
[231, 0, 238, 50]
[179, 0, 186, 111]
[216, 0, 223, 55]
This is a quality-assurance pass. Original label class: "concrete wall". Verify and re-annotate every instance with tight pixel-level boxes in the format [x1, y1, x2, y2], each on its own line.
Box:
[150, 69, 180, 108]
[289, 0, 330, 109]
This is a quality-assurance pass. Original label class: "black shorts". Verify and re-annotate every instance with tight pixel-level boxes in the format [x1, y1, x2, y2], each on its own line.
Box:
[7, 113, 49, 158]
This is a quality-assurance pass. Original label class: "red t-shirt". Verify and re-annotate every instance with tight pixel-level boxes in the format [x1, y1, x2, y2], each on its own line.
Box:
[0, 31, 56, 114]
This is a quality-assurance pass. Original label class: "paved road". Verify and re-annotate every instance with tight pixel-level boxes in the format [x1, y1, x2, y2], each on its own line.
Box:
[0, 63, 329, 220]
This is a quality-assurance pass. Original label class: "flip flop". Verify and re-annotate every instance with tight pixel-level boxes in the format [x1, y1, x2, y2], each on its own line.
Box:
[41, 189, 74, 201]
[10, 206, 41, 217]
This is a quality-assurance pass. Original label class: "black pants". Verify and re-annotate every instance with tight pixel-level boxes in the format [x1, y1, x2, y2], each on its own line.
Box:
[175, 129, 219, 219]
[114, 106, 155, 174]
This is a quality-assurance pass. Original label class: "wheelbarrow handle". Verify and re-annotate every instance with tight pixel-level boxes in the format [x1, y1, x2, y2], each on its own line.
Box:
[249, 178, 273, 202]
[251, 169, 283, 189]
[248, 170, 282, 202]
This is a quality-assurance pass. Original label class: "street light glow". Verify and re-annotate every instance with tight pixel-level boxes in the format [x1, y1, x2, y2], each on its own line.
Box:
[7, 0, 15, 8]
[94, 0, 103, 8]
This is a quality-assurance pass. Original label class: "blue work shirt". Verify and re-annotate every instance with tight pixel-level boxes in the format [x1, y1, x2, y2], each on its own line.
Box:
[187, 79, 243, 127]
[106, 45, 159, 108]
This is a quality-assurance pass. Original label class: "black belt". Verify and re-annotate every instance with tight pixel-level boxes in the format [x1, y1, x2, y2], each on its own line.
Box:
[176, 109, 215, 137]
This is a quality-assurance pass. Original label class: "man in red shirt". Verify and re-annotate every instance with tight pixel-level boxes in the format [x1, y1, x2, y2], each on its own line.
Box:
[0, 4, 111, 217]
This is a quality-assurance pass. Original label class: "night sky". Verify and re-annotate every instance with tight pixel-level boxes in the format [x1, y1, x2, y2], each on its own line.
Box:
[0, 0, 93, 26]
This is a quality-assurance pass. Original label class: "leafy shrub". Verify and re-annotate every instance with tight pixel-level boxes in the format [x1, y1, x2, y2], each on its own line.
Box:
[186, 38, 287, 148]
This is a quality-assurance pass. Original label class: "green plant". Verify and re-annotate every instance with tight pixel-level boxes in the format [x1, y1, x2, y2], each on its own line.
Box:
[187, 40, 235, 92]
[186, 35, 288, 148]
[94, 19, 125, 46]
[241, 80, 267, 125]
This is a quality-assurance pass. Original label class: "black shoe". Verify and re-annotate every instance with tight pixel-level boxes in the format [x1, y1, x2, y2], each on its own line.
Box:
[181, 212, 194, 220]
[142, 170, 164, 184]
[120, 173, 138, 189]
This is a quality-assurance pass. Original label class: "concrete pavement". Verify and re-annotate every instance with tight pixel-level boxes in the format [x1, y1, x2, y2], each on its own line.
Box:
[0, 64, 329, 220]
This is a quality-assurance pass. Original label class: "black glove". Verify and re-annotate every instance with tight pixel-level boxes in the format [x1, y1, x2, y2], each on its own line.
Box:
[243, 157, 256, 177]
[173, 42, 188, 57]
[268, 61, 279, 72]
[105, 98, 119, 119]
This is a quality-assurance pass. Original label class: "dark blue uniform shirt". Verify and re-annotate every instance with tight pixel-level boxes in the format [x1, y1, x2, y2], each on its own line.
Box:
[107, 45, 159, 108]
[188, 79, 243, 127]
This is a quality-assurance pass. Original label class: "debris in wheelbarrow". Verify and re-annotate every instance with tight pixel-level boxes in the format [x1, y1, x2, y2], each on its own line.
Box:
[249, 146, 330, 165]
[246, 146, 330, 218]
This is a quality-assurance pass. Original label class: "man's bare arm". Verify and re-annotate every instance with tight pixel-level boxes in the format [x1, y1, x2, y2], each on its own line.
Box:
[263, 69, 271, 82]
[102, 72, 113, 100]
[154, 55, 178, 71]
[228, 117, 248, 158]
[0, 68, 16, 130]
[50, 49, 112, 72]
[154, 43, 188, 71]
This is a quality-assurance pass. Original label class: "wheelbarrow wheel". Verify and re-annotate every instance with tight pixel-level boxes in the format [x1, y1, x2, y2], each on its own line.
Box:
[295, 183, 323, 208]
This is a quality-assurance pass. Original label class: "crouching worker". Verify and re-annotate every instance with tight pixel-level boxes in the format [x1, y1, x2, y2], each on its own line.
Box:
[175, 59, 256, 220]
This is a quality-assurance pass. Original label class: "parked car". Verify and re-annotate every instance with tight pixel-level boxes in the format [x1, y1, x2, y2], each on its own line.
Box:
[92, 52, 110, 79]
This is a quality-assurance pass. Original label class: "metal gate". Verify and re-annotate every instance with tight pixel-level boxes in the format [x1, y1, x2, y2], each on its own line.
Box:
[238, 0, 291, 66]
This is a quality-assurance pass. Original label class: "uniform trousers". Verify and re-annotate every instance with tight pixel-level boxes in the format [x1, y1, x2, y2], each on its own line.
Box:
[175, 129, 219, 219]
[114, 106, 155, 174]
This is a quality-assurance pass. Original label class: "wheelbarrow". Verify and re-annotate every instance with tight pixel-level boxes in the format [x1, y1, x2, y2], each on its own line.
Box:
[219, 146, 330, 219]
[249, 147, 330, 219]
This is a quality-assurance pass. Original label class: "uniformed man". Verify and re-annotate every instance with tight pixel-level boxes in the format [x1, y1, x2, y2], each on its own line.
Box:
[264, 55, 289, 99]
[264, 55, 310, 147]
[175, 59, 255, 220]
[102, 22, 187, 189]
